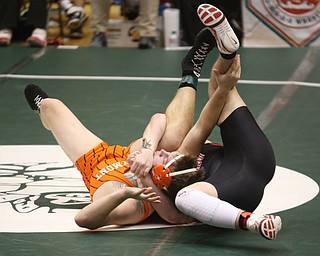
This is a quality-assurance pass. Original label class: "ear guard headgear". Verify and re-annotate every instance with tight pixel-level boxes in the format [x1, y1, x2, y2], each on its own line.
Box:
[152, 164, 172, 190]
[151, 154, 197, 190]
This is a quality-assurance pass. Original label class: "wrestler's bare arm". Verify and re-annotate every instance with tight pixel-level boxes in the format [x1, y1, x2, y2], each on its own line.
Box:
[129, 113, 167, 177]
[139, 175, 195, 224]
[74, 182, 160, 229]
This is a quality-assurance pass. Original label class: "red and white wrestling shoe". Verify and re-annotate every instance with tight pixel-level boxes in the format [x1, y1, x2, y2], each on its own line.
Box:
[197, 4, 239, 54]
[27, 28, 47, 47]
[246, 213, 282, 240]
[0, 29, 12, 46]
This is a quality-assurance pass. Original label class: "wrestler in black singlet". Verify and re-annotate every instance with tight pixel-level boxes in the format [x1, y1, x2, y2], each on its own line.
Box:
[200, 106, 276, 212]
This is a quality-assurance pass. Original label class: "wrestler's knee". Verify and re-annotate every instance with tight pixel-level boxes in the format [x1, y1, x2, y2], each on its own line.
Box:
[158, 132, 184, 151]
[40, 98, 64, 114]
[159, 124, 191, 151]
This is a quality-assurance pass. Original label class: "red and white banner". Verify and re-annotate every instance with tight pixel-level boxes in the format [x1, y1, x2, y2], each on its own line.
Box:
[243, 0, 320, 47]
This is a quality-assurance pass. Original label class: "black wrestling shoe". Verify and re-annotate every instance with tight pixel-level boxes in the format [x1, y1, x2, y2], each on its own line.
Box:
[24, 84, 48, 113]
[181, 28, 216, 78]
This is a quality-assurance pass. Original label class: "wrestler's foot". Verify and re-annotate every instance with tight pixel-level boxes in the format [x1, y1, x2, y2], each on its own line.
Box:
[27, 28, 47, 48]
[245, 213, 282, 240]
[181, 28, 215, 78]
[24, 84, 48, 113]
[197, 4, 239, 55]
[66, 6, 87, 30]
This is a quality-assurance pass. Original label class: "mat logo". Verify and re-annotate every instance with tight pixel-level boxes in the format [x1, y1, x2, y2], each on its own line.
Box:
[247, 0, 320, 46]
[0, 162, 90, 214]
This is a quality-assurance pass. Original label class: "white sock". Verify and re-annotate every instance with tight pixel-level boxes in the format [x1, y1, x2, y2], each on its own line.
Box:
[175, 189, 241, 229]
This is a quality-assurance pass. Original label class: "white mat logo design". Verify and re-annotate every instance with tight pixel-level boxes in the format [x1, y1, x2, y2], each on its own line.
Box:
[0, 146, 93, 232]
[0, 162, 90, 214]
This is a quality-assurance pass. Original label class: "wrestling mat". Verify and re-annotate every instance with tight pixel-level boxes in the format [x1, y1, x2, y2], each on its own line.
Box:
[0, 145, 318, 233]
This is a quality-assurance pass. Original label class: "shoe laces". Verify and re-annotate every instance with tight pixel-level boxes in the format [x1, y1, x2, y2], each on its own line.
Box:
[34, 95, 43, 112]
[192, 42, 211, 77]
[245, 213, 264, 231]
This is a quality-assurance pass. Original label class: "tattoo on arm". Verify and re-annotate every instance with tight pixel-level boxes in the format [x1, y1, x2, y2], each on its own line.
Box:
[142, 138, 152, 150]
[136, 200, 145, 216]
[112, 181, 126, 189]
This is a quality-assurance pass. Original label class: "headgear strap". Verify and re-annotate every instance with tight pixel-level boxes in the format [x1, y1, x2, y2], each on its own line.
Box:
[151, 154, 198, 189]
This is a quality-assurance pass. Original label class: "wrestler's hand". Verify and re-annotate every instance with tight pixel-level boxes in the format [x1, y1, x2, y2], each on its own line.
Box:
[127, 151, 140, 165]
[213, 54, 241, 92]
[128, 150, 153, 178]
[125, 187, 161, 203]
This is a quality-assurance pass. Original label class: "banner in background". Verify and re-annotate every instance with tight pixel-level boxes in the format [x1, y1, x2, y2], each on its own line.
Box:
[244, 0, 320, 47]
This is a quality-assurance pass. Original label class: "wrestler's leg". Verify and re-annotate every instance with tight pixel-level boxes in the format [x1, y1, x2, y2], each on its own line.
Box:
[196, 4, 244, 125]
[159, 2, 241, 151]
[175, 181, 282, 240]
[205, 50, 246, 126]
[157, 87, 196, 151]
[25, 84, 102, 163]
[217, 87, 246, 125]
[175, 4, 281, 241]
[158, 28, 215, 151]
[175, 182, 240, 229]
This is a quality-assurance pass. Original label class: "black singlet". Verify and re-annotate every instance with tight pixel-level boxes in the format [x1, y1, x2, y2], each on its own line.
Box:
[200, 106, 276, 212]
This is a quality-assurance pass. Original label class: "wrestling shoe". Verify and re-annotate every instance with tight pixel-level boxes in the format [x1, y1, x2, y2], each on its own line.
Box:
[197, 4, 239, 55]
[27, 28, 47, 47]
[246, 213, 282, 240]
[181, 28, 215, 78]
[0, 29, 12, 46]
[24, 84, 48, 113]
[66, 6, 87, 30]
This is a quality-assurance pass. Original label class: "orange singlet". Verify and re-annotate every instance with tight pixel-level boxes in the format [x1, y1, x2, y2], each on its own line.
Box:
[75, 141, 151, 222]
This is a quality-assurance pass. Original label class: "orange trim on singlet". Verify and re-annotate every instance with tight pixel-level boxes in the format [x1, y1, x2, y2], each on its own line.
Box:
[75, 141, 151, 222]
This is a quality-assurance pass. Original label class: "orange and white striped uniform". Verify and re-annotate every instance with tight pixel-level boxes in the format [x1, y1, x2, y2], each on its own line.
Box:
[75, 141, 151, 221]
